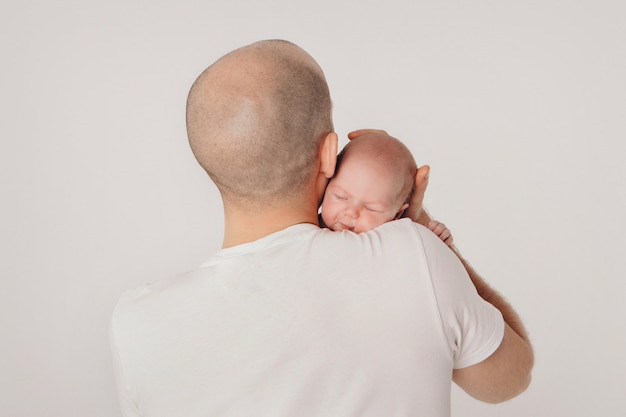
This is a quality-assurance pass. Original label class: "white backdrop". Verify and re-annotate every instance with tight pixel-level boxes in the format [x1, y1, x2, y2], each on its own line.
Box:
[2, 1, 625, 416]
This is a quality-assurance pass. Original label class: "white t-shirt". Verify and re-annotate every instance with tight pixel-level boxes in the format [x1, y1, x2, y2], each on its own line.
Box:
[110, 219, 504, 417]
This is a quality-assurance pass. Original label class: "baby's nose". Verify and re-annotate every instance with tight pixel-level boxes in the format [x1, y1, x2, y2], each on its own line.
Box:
[340, 213, 358, 229]
[343, 206, 360, 219]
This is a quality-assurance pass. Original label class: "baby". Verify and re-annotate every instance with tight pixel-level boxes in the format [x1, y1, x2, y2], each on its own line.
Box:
[319, 131, 453, 244]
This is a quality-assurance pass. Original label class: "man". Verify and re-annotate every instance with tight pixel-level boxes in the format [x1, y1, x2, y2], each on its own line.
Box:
[110, 39, 533, 417]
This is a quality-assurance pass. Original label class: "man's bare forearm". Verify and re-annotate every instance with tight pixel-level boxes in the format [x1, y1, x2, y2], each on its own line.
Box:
[450, 247, 531, 343]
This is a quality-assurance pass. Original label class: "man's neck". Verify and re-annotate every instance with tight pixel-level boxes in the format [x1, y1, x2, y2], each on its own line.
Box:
[222, 199, 320, 248]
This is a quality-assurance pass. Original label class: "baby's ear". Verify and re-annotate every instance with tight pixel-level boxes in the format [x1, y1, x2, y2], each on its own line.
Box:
[394, 203, 410, 220]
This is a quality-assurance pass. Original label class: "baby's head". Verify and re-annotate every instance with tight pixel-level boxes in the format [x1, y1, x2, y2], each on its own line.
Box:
[320, 133, 417, 233]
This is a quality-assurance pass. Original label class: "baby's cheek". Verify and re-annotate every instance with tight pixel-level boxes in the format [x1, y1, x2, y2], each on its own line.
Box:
[375, 212, 397, 229]
[357, 215, 383, 233]
[320, 202, 337, 224]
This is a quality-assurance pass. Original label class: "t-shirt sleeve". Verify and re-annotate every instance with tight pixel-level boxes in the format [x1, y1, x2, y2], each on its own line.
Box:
[414, 224, 505, 369]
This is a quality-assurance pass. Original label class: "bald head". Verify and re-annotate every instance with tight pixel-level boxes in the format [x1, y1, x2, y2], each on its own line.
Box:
[186, 40, 334, 206]
[337, 133, 417, 203]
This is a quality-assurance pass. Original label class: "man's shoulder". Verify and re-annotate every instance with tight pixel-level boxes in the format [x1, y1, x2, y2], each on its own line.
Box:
[369, 218, 431, 242]
[360, 218, 453, 261]
[312, 219, 431, 260]
[111, 267, 206, 326]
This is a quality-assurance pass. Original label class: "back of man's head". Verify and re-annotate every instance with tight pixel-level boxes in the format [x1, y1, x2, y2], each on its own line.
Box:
[186, 40, 333, 207]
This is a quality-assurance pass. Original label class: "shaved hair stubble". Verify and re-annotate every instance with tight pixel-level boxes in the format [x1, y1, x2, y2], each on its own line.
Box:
[186, 40, 334, 208]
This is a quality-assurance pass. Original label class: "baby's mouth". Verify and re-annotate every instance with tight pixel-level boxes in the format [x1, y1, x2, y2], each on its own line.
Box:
[334, 222, 355, 231]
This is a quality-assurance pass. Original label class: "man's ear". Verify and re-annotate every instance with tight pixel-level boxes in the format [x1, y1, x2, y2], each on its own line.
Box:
[394, 203, 410, 220]
[319, 132, 338, 179]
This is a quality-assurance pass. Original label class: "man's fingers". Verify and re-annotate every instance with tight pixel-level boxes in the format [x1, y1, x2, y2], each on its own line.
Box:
[347, 129, 389, 140]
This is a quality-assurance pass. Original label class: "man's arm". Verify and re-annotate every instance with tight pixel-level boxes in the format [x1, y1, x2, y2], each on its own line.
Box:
[416, 205, 534, 403]
[402, 161, 533, 402]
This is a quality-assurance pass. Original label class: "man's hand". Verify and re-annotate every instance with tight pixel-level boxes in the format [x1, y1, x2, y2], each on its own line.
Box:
[404, 165, 430, 225]
[347, 129, 389, 139]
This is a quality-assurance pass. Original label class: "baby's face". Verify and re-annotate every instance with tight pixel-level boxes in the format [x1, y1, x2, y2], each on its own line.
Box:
[320, 157, 407, 233]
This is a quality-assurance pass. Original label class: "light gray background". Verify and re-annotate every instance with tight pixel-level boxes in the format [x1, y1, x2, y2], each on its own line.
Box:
[2, 1, 625, 416]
